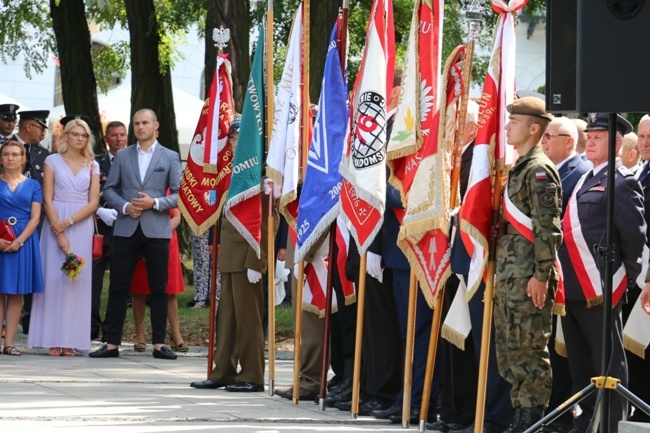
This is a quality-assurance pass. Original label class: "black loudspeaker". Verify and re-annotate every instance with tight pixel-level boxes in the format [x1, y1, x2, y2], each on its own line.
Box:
[546, 0, 577, 113]
[546, 0, 650, 113]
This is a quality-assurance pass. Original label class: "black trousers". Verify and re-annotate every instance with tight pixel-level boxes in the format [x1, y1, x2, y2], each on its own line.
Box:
[360, 268, 403, 404]
[562, 301, 628, 432]
[104, 225, 170, 346]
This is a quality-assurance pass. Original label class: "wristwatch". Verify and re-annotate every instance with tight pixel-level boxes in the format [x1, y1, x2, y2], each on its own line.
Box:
[18, 239, 24, 247]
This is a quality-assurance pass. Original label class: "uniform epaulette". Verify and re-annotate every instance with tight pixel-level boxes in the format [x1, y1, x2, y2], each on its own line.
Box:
[617, 165, 634, 177]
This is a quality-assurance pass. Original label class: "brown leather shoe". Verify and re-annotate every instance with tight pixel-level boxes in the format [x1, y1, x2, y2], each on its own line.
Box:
[274, 386, 318, 401]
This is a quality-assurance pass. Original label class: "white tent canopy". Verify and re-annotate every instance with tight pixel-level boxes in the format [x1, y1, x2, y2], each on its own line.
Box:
[48, 84, 203, 158]
[0, 92, 32, 112]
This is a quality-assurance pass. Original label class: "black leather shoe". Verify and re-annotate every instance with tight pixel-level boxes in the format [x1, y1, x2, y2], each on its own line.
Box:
[359, 399, 391, 415]
[152, 346, 177, 360]
[372, 404, 402, 419]
[325, 384, 352, 407]
[190, 379, 226, 389]
[89, 344, 119, 358]
[225, 382, 264, 392]
[388, 407, 435, 424]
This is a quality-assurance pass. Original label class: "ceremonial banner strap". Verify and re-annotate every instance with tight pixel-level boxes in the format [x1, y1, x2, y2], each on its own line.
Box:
[295, 22, 348, 262]
[180, 55, 235, 235]
[302, 245, 339, 317]
[224, 26, 266, 257]
[562, 175, 627, 307]
[502, 183, 566, 315]
[267, 4, 303, 227]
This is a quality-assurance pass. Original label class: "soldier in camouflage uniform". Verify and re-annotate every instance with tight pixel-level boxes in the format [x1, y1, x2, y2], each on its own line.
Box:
[494, 97, 562, 433]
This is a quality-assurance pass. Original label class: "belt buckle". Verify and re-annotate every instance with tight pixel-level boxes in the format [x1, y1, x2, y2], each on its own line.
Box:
[7, 216, 17, 226]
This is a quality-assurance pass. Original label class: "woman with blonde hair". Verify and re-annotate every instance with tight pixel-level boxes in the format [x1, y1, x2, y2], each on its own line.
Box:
[28, 116, 100, 356]
[0, 141, 44, 356]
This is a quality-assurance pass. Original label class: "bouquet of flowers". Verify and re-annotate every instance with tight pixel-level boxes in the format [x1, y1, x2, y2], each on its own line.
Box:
[61, 252, 86, 281]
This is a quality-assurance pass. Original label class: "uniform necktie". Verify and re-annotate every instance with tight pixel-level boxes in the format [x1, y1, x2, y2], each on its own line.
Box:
[24, 143, 31, 166]
[638, 164, 650, 183]
[585, 170, 594, 182]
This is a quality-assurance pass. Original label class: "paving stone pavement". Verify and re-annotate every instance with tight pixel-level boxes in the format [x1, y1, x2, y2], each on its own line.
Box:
[0, 336, 410, 433]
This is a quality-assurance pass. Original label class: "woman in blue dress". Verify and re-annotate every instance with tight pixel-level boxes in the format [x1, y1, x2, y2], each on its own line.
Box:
[0, 140, 44, 356]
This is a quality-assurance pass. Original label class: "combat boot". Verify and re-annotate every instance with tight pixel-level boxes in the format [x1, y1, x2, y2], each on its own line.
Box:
[514, 407, 544, 433]
[503, 408, 521, 433]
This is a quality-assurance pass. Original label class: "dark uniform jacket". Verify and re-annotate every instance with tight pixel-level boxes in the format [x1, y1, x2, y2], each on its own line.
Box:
[558, 160, 646, 302]
[496, 145, 562, 283]
[12, 134, 49, 185]
[557, 153, 592, 218]
[95, 152, 114, 247]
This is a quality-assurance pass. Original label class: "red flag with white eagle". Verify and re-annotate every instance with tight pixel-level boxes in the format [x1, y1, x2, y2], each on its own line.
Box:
[179, 55, 234, 235]
[339, 0, 395, 254]
[458, 0, 525, 299]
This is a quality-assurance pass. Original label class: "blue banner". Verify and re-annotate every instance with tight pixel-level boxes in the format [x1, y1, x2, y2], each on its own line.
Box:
[295, 23, 348, 261]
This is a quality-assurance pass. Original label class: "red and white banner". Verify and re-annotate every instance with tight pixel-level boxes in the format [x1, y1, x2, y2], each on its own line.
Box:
[179, 55, 234, 235]
[339, 0, 395, 254]
[267, 4, 302, 228]
[459, 0, 524, 299]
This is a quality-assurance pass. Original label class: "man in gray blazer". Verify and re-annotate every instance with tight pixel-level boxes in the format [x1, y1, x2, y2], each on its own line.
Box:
[90, 108, 182, 360]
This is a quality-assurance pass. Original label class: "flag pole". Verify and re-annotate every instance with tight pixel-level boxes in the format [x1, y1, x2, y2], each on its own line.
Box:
[267, 184, 276, 396]
[402, 270, 418, 428]
[206, 27, 230, 379]
[291, 0, 311, 405]
[351, 252, 368, 419]
[265, 0, 277, 396]
[293, 259, 306, 404]
[401, 1, 422, 426]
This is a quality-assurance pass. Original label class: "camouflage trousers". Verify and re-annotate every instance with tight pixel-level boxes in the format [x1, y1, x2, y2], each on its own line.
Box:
[493, 276, 555, 409]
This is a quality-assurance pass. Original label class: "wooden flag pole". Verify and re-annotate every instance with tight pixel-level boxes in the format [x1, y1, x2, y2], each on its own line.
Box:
[291, 0, 311, 405]
[402, 270, 418, 428]
[265, 0, 276, 396]
[351, 252, 368, 419]
[293, 259, 306, 404]
[267, 186, 276, 396]
[206, 27, 231, 380]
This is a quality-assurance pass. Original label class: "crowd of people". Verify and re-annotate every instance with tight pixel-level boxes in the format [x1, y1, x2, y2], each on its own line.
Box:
[0, 105, 185, 360]
[3, 87, 650, 433]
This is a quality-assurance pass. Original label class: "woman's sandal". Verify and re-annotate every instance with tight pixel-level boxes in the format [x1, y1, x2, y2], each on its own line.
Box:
[3, 346, 21, 356]
[48, 347, 62, 357]
[62, 348, 76, 357]
[134, 342, 146, 352]
[170, 337, 189, 353]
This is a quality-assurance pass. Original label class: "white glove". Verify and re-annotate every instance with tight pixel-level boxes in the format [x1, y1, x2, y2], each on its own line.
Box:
[366, 251, 383, 282]
[247, 268, 262, 284]
[274, 260, 290, 286]
[263, 178, 282, 198]
[97, 207, 118, 227]
[274, 260, 289, 305]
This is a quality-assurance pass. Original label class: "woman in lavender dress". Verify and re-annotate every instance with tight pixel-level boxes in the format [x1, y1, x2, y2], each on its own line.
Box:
[28, 118, 99, 356]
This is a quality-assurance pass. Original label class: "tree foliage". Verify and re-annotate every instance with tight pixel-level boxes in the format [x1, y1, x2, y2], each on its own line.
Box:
[0, 1, 56, 78]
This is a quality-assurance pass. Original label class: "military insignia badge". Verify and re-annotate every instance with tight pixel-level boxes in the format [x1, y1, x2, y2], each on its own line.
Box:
[541, 192, 556, 207]
[535, 171, 547, 181]
[588, 185, 606, 192]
